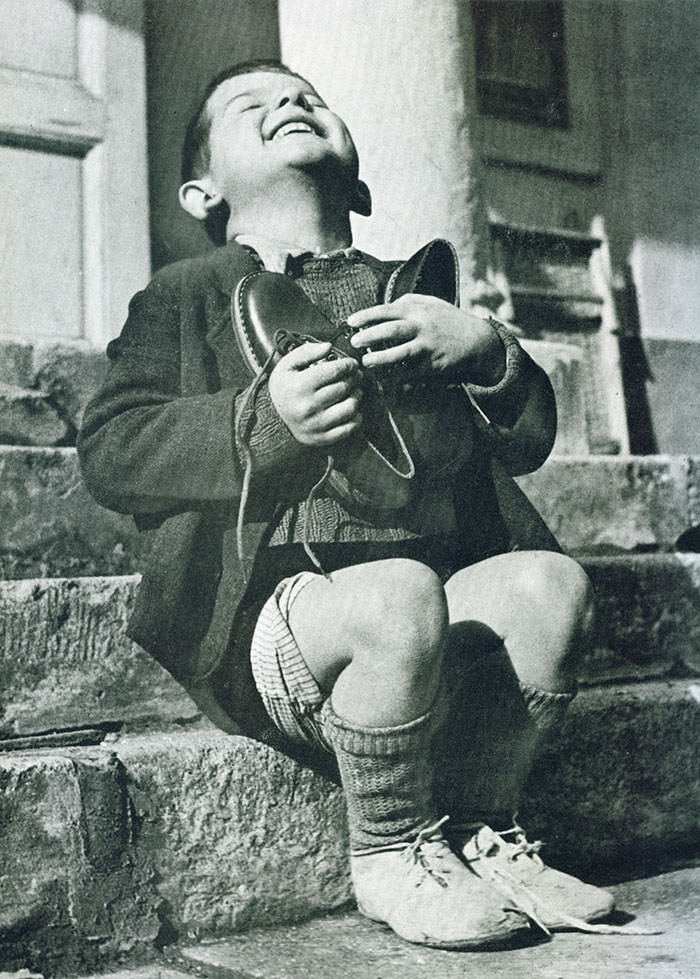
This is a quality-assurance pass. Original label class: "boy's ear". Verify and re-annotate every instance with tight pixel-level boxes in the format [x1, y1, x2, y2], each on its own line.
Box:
[351, 179, 372, 217]
[178, 179, 225, 221]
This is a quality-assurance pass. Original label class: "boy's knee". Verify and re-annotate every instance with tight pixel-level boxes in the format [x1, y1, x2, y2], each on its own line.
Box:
[517, 552, 594, 632]
[353, 559, 448, 674]
[522, 553, 594, 681]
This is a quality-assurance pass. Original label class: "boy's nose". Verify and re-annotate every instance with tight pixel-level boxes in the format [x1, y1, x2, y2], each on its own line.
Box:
[276, 85, 311, 110]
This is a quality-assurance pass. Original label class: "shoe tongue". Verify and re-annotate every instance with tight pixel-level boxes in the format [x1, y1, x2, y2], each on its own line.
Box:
[463, 824, 501, 860]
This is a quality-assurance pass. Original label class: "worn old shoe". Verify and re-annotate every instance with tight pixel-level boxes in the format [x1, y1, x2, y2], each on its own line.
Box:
[458, 821, 615, 934]
[351, 819, 531, 949]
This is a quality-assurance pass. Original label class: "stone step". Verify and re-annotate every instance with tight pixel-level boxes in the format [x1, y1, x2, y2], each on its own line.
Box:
[0, 340, 107, 440]
[2, 555, 700, 738]
[0, 448, 147, 580]
[517, 454, 700, 554]
[0, 384, 68, 447]
[168, 866, 700, 979]
[2, 447, 699, 579]
[1, 681, 699, 975]
[13, 865, 700, 978]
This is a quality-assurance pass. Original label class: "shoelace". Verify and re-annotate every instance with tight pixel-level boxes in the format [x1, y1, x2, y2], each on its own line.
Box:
[402, 816, 452, 889]
[495, 817, 546, 865]
[351, 815, 454, 890]
[234, 350, 334, 582]
[456, 818, 662, 937]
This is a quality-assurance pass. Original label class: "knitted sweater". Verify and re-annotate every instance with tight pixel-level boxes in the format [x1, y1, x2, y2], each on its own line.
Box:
[265, 250, 463, 548]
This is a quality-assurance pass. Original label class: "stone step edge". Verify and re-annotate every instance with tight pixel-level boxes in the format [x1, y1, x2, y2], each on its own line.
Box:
[3, 449, 700, 581]
[2, 553, 700, 738]
[1, 680, 699, 977]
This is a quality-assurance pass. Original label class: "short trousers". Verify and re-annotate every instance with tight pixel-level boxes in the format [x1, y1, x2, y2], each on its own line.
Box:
[250, 571, 333, 754]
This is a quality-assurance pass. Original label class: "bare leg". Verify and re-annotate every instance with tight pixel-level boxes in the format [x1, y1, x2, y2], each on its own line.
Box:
[286, 557, 529, 948]
[436, 549, 594, 823]
[437, 551, 614, 930]
[287, 557, 448, 726]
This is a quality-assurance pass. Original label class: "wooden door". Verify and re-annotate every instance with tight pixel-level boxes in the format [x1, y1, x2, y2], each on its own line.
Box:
[0, 0, 150, 350]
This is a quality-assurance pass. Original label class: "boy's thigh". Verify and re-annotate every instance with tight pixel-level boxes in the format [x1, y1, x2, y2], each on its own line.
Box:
[444, 549, 590, 629]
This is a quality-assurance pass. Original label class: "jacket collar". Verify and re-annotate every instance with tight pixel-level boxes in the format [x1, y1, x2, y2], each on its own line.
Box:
[208, 239, 261, 297]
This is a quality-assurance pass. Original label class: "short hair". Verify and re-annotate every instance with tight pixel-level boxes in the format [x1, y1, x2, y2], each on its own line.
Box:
[181, 60, 314, 244]
[181, 59, 313, 184]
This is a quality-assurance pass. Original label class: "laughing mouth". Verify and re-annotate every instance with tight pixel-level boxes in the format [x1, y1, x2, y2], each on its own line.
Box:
[272, 120, 321, 140]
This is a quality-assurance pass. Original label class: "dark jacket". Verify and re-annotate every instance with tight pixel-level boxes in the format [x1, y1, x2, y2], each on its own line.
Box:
[78, 240, 557, 741]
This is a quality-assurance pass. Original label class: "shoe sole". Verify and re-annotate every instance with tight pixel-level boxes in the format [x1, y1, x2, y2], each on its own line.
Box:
[357, 904, 532, 950]
[543, 902, 617, 932]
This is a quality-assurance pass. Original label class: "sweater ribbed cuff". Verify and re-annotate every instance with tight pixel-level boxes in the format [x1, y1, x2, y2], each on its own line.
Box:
[233, 381, 311, 476]
[464, 321, 530, 431]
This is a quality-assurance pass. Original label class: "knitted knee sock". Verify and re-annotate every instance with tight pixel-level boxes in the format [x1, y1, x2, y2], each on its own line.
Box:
[321, 699, 440, 851]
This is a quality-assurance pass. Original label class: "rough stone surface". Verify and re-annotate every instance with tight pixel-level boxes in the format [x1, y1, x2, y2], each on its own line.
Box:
[32, 344, 108, 436]
[0, 342, 108, 437]
[522, 682, 700, 872]
[173, 865, 700, 979]
[3, 556, 700, 737]
[688, 455, 700, 529]
[0, 343, 34, 388]
[116, 732, 349, 939]
[522, 339, 589, 456]
[0, 448, 145, 580]
[2, 682, 699, 974]
[518, 454, 697, 553]
[582, 554, 700, 681]
[3, 450, 700, 578]
[0, 385, 67, 448]
[0, 748, 158, 978]
[0, 576, 193, 736]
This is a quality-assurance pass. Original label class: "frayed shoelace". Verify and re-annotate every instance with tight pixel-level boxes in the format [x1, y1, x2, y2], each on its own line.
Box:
[352, 815, 453, 889]
[457, 817, 662, 936]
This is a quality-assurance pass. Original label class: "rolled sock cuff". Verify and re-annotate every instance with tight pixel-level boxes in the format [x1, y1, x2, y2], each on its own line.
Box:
[321, 699, 436, 757]
[518, 681, 575, 732]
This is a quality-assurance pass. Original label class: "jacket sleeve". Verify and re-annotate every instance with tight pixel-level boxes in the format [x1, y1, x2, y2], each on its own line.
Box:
[77, 270, 313, 517]
[463, 319, 557, 476]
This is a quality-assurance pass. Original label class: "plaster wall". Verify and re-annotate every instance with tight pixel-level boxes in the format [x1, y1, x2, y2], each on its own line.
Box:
[278, 0, 493, 302]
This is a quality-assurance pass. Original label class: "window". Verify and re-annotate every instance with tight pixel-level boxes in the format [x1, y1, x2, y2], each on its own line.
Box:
[472, 1, 568, 128]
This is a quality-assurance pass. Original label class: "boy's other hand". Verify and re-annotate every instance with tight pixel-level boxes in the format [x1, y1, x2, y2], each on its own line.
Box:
[268, 341, 364, 446]
[347, 295, 506, 386]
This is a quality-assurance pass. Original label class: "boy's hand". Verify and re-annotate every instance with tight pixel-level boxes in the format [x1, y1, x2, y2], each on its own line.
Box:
[268, 341, 364, 446]
[347, 295, 506, 386]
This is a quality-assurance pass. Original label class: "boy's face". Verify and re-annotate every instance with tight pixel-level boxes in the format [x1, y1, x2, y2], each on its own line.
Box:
[203, 71, 360, 205]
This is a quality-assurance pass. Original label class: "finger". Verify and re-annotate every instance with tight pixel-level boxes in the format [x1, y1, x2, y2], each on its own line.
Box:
[306, 356, 361, 387]
[350, 319, 412, 352]
[346, 303, 398, 328]
[313, 398, 364, 437]
[314, 377, 364, 410]
[361, 340, 419, 369]
[281, 341, 332, 370]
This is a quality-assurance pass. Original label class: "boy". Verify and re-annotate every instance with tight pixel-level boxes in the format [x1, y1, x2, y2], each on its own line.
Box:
[78, 60, 613, 950]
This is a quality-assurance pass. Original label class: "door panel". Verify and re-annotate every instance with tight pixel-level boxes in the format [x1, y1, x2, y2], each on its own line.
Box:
[0, 0, 149, 348]
[0, 145, 83, 338]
